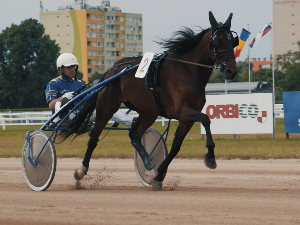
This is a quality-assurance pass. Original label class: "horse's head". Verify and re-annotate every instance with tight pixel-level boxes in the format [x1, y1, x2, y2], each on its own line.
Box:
[209, 11, 238, 80]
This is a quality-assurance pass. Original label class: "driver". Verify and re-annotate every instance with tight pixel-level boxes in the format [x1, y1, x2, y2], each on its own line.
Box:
[45, 53, 133, 127]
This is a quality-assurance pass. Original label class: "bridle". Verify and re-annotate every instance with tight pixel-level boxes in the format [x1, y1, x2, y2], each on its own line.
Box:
[209, 25, 238, 72]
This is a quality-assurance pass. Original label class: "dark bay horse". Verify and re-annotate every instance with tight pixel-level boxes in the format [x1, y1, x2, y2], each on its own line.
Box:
[60, 11, 238, 190]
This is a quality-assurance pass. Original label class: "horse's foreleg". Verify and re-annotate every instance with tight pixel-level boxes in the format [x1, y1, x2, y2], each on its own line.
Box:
[189, 112, 216, 169]
[153, 122, 193, 190]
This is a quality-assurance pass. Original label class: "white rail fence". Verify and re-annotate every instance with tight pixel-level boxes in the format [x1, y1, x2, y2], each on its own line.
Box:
[0, 104, 284, 130]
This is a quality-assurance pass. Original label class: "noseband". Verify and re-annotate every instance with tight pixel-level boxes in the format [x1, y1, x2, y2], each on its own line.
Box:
[209, 26, 237, 72]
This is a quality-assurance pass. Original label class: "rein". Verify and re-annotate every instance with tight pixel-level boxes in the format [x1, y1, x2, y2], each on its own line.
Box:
[163, 57, 214, 69]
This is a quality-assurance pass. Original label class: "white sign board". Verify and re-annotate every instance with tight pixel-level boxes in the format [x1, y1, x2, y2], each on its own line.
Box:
[201, 93, 273, 134]
[135, 52, 155, 78]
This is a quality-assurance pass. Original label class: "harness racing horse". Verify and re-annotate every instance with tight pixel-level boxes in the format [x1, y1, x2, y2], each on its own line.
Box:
[60, 11, 238, 190]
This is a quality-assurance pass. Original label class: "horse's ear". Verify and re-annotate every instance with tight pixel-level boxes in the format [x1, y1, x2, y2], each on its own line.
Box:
[209, 11, 218, 30]
[224, 13, 233, 28]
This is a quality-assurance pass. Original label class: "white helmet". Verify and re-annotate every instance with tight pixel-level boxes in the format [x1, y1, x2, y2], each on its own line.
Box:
[56, 53, 78, 70]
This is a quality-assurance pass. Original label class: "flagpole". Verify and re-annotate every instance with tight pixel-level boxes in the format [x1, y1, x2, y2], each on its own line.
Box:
[248, 24, 251, 93]
[271, 21, 275, 139]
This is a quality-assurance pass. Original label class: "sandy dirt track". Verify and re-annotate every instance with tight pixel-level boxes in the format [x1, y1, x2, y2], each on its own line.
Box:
[1, 158, 300, 224]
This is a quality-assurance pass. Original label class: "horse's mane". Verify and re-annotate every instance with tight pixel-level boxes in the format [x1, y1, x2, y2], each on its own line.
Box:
[156, 27, 210, 54]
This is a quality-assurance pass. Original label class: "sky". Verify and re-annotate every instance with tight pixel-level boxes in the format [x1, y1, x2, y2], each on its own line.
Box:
[0, 0, 273, 62]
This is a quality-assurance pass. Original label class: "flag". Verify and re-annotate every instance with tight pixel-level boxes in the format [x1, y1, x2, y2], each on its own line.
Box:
[249, 24, 272, 49]
[234, 28, 251, 58]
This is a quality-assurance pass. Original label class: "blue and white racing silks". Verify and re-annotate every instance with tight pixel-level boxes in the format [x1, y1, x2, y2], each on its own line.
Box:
[45, 74, 85, 114]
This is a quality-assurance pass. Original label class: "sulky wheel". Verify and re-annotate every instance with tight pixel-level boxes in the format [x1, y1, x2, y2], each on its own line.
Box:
[134, 128, 168, 187]
[22, 130, 56, 191]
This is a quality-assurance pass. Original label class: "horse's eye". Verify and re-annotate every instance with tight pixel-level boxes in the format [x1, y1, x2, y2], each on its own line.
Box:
[213, 37, 219, 47]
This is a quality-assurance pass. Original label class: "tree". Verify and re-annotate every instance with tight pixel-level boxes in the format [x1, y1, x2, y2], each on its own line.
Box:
[0, 19, 60, 109]
[275, 42, 300, 70]
[88, 71, 103, 85]
[278, 63, 300, 92]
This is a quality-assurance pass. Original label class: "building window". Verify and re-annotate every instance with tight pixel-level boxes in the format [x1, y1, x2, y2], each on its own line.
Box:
[92, 24, 96, 29]
[120, 16, 124, 21]
[106, 25, 111, 30]
[97, 15, 100, 20]
[92, 32, 96, 38]
[87, 50, 91, 56]
[87, 32, 91, 38]
[88, 68, 92, 73]
[92, 42, 97, 47]
[91, 14, 96, 20]
[92, 51, 96, 56]
[106, 16, 110, 20]
[87, 23, 91, 28]
[97, 24, 101, 29]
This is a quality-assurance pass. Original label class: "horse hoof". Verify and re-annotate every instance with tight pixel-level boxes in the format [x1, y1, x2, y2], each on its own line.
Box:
[204, 155, 217, 169]
[144, 169, 155, 184]
[151, 179, 163, 191]
[74, 165, 87, 180]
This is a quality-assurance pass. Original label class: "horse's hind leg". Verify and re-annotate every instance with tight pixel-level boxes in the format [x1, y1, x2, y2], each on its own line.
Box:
[129, 113, 157, 171]
[74, 118, 109, 180]
[74, 93, 121, 180]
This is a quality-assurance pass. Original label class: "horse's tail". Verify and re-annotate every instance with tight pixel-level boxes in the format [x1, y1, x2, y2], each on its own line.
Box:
[57, 75, 106, 143]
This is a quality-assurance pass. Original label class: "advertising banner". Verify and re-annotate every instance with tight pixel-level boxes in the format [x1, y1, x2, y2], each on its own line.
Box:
[282, 91, 300, 133]
[201, 93, 273, 134]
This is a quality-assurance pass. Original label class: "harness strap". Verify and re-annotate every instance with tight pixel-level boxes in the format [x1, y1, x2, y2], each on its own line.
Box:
[150, 88, 168, 118]
[145, 53, 169, 118]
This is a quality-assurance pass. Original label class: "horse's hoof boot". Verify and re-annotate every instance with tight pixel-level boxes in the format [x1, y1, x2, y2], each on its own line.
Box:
[204, 155, 217, 169]
[74, 165, 87, 180]
[145, 161, 155, 171]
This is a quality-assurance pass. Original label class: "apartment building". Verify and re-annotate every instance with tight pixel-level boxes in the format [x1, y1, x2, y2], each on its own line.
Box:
[40, 0, 143, 83]
[273, 0, 300, 57]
